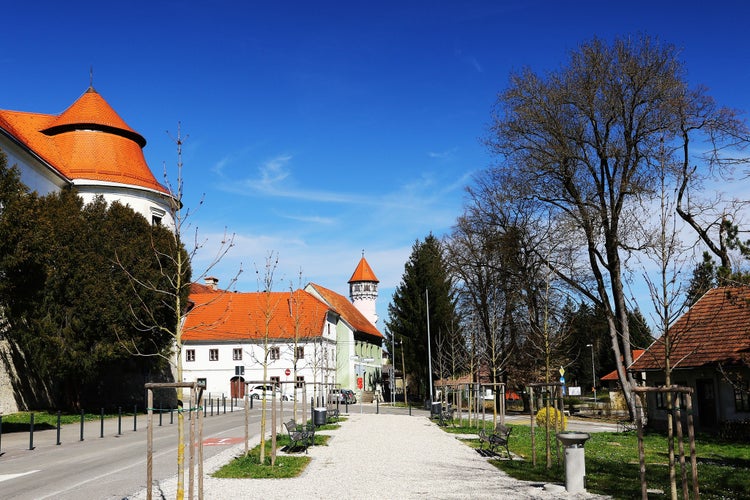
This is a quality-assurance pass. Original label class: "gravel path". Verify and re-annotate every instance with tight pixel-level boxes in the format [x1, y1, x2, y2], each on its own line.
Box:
[130, 413, 610, 499]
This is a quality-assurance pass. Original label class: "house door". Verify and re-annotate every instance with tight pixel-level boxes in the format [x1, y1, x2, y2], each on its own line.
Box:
[230, 376, 245, 398]
[696, 379, 717, 429]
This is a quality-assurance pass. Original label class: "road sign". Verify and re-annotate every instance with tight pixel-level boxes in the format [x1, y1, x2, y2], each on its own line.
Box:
[559, 367, 565, 376]
[285, 368, 291, 376]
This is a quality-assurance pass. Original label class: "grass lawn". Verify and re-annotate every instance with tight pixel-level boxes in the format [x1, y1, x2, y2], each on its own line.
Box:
[212, 419, 344, 479]
[444, 419, 750, 499]
[0, 410, 129, 431]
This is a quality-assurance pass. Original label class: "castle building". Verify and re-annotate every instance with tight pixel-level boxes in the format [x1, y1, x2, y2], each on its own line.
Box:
[0, 87, 176, 413]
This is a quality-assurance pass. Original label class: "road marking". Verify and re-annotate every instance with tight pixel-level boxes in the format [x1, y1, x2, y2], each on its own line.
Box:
[203, 437, 244, 446]
[0, 470, 40, 482]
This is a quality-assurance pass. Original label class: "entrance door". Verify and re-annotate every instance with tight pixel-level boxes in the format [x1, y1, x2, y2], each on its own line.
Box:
[230, 376, 245, 398]
[696, 379, 717, 429]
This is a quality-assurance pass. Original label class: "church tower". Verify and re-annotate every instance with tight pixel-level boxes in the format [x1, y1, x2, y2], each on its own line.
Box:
[348, 253, 379, 326]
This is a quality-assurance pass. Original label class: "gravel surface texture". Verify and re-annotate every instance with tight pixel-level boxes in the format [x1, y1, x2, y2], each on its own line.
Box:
[129, 413, 610, 499]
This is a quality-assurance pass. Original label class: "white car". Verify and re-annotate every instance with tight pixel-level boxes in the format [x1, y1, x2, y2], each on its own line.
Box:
[247, 384, 292, 401]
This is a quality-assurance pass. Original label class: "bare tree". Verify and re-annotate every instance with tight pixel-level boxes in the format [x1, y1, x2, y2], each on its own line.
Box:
[480, 36, 749, 419]
[118, 125, 237, 499]
[252, 252, 281, 465]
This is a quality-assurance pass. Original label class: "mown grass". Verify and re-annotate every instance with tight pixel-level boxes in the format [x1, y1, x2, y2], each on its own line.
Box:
[449, 419, 750, 499]
[213, 420, 339, 479]
[212, 434, 313, 479]
[0, 410, 128, 431]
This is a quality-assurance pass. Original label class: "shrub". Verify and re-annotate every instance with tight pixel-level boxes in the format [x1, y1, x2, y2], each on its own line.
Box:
[535, 406, 567, 430]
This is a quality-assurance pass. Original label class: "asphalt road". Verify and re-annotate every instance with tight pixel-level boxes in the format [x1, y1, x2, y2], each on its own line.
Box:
[0, 401, 307, 499]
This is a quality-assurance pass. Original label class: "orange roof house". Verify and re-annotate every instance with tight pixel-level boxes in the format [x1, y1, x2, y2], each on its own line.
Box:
[306, 283, 383, 341]
[181, 278, 385, 398]
[629, 286, 750, 429]
[631, 287, 750, 372]
[183, 289, 328, 342]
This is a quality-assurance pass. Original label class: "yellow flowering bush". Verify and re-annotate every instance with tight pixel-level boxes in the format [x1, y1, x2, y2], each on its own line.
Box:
[535, 406, 567, 430]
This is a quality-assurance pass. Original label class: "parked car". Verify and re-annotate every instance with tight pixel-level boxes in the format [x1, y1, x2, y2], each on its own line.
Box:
[247, 384, 291, 401]
[329, 388, 356, 404]
[341, 389, 356, 404]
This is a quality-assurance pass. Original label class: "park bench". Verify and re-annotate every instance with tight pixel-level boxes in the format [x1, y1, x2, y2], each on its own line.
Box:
[430, 403, 455, 426]
[328, 406, 340, 421]
[478, 423, 512, 458]
[283, 419, 315, 453]
[438, 405, 456, 427]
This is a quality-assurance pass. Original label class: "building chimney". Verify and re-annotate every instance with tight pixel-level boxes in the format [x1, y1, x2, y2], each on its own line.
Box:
[204, 276, 219, 290]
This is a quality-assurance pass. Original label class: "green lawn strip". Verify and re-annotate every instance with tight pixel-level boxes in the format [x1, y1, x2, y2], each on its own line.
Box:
[447, 421, 750, 499]
[213, 432, 331, 479]
[0, 411, 132, 431]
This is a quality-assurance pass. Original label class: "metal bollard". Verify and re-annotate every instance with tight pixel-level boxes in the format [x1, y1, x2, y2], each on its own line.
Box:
[223, 396, 226, 414]
[56, 411, 62, 445]
[159, 406, 163, 426]
[210, 398, 214, 417]
[133, 404, 137, 432]
[0, 414, 3, 453]
[117, 407, 122, 436]
[377, 398, 379, 414]
[29, 412, 35, 450]
[80, 409, 85, 441]
[170, 407, 174, 424]
[100, 408, 105, 438]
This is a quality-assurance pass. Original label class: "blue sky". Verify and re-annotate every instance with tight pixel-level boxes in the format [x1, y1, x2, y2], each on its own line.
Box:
[3, 1, 750, 329]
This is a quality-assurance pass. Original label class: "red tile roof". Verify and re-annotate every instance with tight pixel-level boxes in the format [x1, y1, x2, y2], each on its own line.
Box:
[0, 87, 168, 194]
[307, 283, 383, 339]
[601, 350, 645, 380]
[183, 290, 328, 342]
[348, 256, 379, 283]
[631, 287, 750, 371]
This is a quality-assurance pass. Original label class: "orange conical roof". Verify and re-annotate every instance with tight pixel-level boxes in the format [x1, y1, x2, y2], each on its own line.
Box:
[43, 87, 146, 147]
[348, 256, 379, 283]
[0, 87, 167, 194]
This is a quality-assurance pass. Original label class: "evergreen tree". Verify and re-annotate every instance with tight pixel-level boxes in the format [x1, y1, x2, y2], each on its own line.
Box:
[386, 234, 463, 401]
[0, 151, 186, 409]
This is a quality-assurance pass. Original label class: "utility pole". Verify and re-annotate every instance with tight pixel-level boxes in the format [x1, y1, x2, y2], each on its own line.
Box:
[426, 289, 433, 405]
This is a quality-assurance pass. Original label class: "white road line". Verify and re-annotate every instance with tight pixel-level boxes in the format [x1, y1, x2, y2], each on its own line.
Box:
[0, 470, 40, 482]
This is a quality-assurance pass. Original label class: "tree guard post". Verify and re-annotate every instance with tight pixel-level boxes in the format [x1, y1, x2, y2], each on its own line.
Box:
[145, 381, 204, 500]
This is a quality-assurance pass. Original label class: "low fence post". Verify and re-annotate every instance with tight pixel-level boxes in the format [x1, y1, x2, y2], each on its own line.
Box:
[56, 411, 62, 445]
[29, 412, 35, 450]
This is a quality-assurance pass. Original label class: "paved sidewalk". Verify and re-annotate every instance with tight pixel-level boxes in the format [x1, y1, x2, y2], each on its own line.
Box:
[129, 412, 609, 500]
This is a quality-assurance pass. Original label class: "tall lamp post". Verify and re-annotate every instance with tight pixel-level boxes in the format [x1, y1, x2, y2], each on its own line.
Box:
[586, 344, 597, 402]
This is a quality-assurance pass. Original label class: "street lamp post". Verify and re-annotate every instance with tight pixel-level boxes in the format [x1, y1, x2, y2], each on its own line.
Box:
[586, 344, 597, 402]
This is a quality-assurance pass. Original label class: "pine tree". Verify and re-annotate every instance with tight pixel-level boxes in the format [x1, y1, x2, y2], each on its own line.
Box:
[386, 234, 463, 401]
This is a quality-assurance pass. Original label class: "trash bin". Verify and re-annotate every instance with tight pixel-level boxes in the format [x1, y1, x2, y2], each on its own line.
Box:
[556, 432, 591, 493]
[431, 401, 442, 416]
[313, 407, 327, 426]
